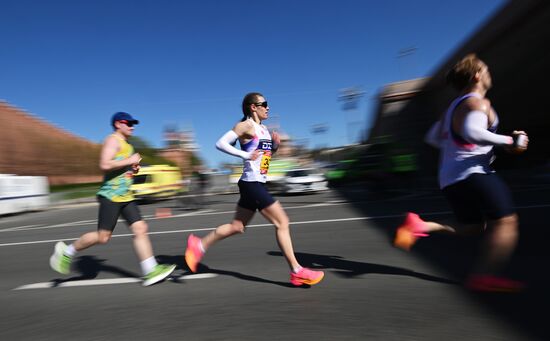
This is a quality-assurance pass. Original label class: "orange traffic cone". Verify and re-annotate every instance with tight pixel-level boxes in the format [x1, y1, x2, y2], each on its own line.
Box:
[155, 208, 172, 218]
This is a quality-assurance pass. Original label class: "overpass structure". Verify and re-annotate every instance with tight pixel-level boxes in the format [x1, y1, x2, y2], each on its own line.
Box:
[369, 0, 550, 175]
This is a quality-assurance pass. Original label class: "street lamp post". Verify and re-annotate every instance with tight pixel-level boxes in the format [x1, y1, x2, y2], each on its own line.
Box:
[338, 86, 365, 145]
[311, 123, 328, 147]
[397, 46, 418, 79]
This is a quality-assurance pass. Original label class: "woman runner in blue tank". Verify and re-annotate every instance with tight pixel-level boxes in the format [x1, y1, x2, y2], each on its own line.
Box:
[393, 55, 529, 292]
[184, 92, 324, 286]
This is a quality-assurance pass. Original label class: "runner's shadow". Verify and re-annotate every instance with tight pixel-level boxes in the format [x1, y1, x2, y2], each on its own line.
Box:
[156, 254, 297, 288]
[204, 265, 295, 288]
[50, 256, 140, 286]
[156, 254, 186, 271]
[267, 251, 458, 284]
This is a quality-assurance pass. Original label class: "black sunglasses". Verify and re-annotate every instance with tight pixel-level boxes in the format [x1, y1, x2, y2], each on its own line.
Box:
[254, 101, 268, 108]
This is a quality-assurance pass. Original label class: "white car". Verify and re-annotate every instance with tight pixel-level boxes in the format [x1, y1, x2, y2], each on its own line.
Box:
[271, 169, 329, 194]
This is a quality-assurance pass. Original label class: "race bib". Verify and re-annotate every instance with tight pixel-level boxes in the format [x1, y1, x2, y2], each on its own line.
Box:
[260, 151, 272, 174]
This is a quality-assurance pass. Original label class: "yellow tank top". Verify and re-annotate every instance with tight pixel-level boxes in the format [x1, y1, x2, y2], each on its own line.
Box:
[97, 134, 135, 202]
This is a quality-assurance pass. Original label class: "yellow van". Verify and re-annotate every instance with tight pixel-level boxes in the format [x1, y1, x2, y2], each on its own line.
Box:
[131, 165, 184, 200]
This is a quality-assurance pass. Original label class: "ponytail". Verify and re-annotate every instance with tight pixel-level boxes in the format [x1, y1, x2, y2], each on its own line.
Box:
[241, 92, 263, 121]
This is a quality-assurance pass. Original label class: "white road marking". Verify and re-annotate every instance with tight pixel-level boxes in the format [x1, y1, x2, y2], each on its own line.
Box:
[0, 220, 98, 233]
[0, 224, 42, 232]
[13, 273, 218, 290]
[47, 219, 97, 228]
[0, 201, 346, 233]
[2, 202, 549, 248]
[145, 201, 347, 219]
[143, 208, 216, 219]
[0, 216, 373, 247]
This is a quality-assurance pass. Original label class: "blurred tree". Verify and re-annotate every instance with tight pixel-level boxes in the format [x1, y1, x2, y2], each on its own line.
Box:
[190, 153, 203, 167]
[128, 136, 177, 167]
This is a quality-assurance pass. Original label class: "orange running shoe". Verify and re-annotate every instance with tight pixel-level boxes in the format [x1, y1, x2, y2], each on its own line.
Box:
[185, 234, 204, 273]
[290, 267, 324, 286]
[465, 274, 525, 293]
[393, 212, 428, 251]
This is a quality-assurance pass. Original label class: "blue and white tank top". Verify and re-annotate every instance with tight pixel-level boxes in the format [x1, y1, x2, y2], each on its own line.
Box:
[239, 119, 272, 183]
[438, 93, 499, 189]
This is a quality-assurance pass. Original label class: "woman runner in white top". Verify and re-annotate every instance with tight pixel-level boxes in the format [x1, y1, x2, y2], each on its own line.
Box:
[184, 92, 324, 287]
[394, 54, 529, 292]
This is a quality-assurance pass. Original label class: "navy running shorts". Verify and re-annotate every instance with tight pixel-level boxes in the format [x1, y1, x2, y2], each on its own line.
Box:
[237, 180, 276, 211]
[97, 195, 142, 231]
[442, 173, 515, 224]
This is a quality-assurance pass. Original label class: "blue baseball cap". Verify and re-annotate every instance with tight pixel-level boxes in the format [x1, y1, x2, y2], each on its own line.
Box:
[111, 112, 139, 127]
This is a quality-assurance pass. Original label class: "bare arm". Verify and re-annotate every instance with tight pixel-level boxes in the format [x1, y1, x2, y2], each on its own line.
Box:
[424, 120, 442, 148]
[215, 120, 260, 160]
[271, 130, 280, 153]
[233, 120, 255, 139]
[99, 135, 141, 172]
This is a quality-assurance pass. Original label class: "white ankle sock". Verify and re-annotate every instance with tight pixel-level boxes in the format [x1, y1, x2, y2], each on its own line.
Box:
[292, 266, 303, 274]
[65, 244, 77, 257]
[140, 256, 158, 275]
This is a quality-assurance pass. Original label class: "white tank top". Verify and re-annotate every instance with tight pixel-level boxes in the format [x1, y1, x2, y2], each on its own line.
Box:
[438, 93, 499, 189]
[239, 119, 272, 183]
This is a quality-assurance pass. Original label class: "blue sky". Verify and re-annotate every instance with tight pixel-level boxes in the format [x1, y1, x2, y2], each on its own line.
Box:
[0, 0, 506, 168]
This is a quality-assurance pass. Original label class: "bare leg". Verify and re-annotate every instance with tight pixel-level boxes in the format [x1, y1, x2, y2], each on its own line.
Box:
[259, 201, 300, 271]
[395, 213, 485, 251]
[72, 222, 154, 262]
[201, 206, 255, 250]
[129, 220, 154, 262]
[423, 220, 485, 236]
[73, 229, 113, 251]
[474, 214, 519, 274]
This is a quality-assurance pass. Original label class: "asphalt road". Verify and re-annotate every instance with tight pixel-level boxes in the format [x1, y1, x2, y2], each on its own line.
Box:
[1, 175, 549, 340]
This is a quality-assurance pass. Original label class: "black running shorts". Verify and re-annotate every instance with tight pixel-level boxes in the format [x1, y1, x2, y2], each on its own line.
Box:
[237, 180, 276, 212]
[442, 173, 515, 224]
[97, 195, 142, 231]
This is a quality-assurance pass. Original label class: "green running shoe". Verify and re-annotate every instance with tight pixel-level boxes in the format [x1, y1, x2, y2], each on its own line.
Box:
[49, 241, 72, 275]
[142, 263, 176, 287]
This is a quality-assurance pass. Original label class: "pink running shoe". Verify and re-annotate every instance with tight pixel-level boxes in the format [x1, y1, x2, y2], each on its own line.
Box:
[290, 267, 324, 286]
[393, 212, 429, 251]
[465, 274, 526, 293]
[403, 212, 429, 237]
[185, 234, 204, 273]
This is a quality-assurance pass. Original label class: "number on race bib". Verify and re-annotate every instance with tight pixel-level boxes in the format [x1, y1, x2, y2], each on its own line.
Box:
[260, 152, 271, 174]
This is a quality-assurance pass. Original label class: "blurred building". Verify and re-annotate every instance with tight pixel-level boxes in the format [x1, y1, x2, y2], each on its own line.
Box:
[275, 132, 293, 158]
[368, 0, 550, 176]
[0, 101, 102, 185]
[158, 126, 198, 177]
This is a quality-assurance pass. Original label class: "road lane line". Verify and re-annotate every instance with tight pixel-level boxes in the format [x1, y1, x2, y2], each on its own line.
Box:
[142, 201, 347, 220]
[0, 215, 375, 247]
[0, 220, 98, 233]
[13, 273, 218, 290]
[0, 201, 346, 233]
[0, 224, 42, 232]
[2, 203, 548, 248]
[0, 215, 416, 247]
